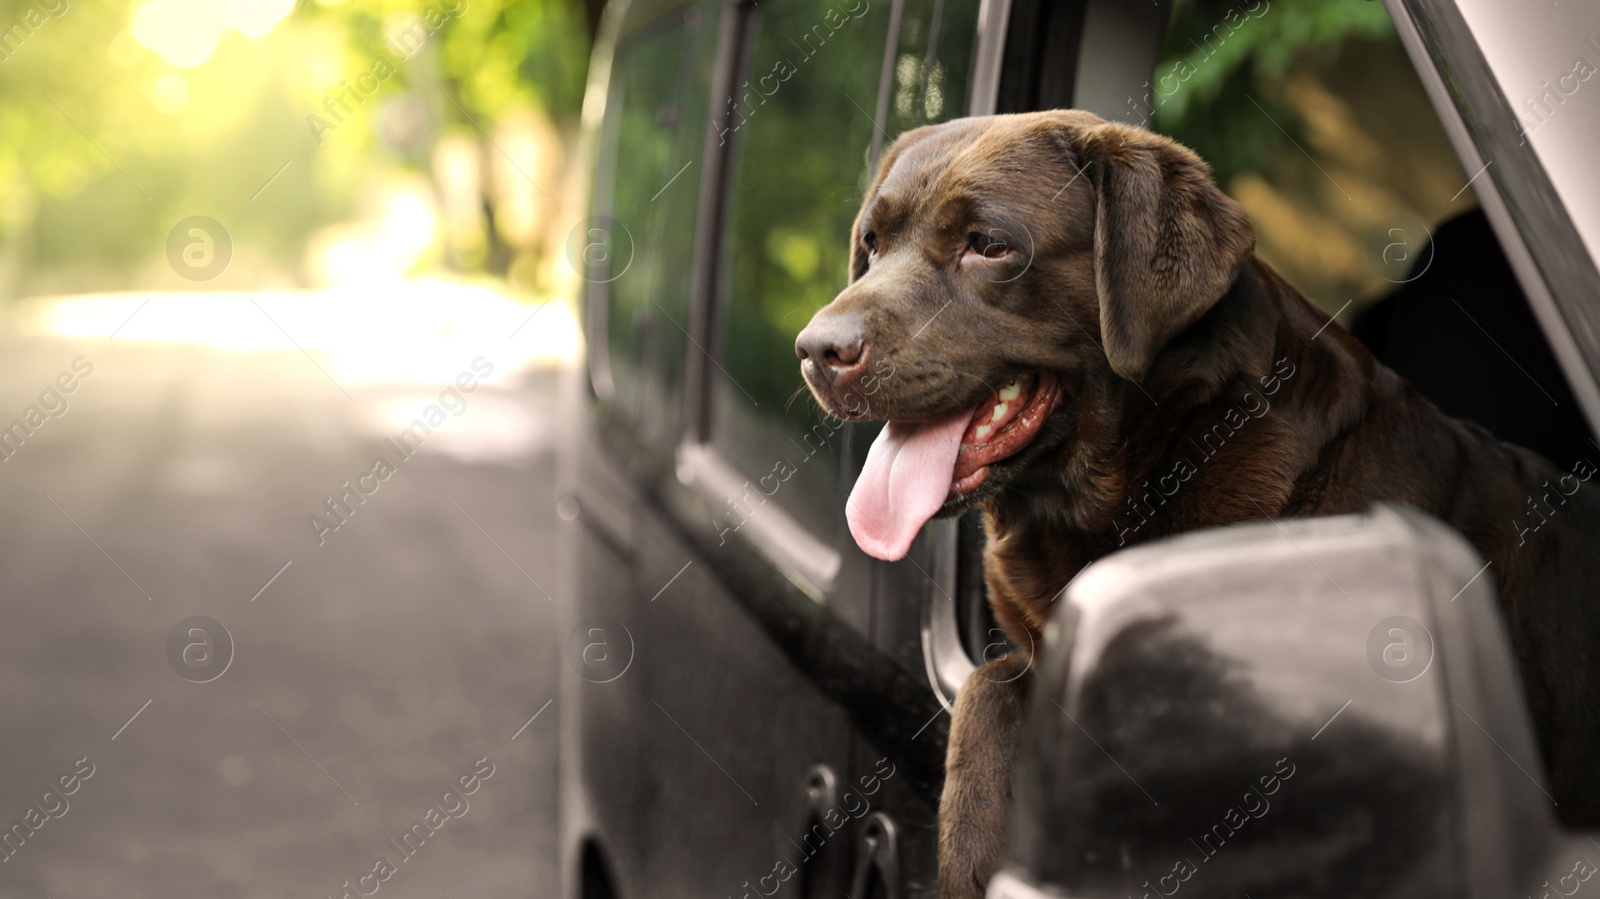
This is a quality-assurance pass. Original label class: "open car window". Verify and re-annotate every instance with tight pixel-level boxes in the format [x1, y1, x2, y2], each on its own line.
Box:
[1384, 0, 1600, 437]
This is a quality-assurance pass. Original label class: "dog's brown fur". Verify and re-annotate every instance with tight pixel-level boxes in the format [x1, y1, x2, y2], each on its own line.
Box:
[797, 110, 1600, 897]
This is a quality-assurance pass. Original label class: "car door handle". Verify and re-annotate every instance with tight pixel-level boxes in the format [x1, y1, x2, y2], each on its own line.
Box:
[795, 764, 850, 897]
[848, 811, 901, 899]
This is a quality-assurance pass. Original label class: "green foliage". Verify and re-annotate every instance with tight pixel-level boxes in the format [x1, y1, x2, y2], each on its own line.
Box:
[1153, 0, 1395, 186]
[715, 0, 981, 428]
[0, 0, 588, 295]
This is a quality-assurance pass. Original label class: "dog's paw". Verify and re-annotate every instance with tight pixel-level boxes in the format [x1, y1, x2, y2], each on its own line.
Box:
[938, 654, 1032, 898]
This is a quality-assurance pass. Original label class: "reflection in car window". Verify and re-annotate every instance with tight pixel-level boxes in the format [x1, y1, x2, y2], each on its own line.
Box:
[886, 0, 981, 135]
[596, 6, 716, 449]
[1152, 2, 1598, 467]
[710, 0, 978, 539]
[1149, 2, 1465, 309]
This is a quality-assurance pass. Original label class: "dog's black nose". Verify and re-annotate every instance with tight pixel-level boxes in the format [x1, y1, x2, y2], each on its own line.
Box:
[796, 313, 867, 384]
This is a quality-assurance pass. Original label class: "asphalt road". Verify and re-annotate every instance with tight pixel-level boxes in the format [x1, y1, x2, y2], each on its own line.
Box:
[0, 292, 566, 898]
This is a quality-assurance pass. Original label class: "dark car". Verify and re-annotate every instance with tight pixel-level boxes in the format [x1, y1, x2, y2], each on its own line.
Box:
[555, 0, 1600, 896]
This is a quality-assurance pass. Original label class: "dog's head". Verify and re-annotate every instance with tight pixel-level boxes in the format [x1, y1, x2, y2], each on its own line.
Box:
[796, 110, 1256, 560]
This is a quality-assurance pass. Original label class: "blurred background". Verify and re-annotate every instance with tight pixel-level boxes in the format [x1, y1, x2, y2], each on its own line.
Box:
[0, 0, 596, 895]
[0, 0, 1474, 894]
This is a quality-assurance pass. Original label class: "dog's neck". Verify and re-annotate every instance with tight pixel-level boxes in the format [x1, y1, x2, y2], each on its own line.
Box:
[978, 258, 1379, 638]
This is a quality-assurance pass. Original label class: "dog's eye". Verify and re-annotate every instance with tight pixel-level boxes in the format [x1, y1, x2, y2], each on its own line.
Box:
[863, 231, 878, 255]
[967, 230, 1009, 259]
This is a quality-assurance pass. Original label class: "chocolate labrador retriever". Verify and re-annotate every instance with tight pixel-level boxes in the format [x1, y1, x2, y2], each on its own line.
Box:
[795, 110, 1600, 897]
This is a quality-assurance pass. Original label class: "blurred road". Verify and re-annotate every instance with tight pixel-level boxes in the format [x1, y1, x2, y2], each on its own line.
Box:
[0, 291, 566, 898]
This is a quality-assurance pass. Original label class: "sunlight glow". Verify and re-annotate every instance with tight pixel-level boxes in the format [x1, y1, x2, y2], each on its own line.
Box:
[228, 0, 297, 39]
[153, 72, 190, 114]
[306, 181, 440, 286]
[131, 0, 297, 67]
[34, 281, 581, 384]
[132, 0, 221, 67]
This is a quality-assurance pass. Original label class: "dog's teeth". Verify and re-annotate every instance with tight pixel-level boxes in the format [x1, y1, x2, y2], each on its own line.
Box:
[1000, 381, 1022, 401]
[975, 425, 991, 439]
[991, 402, 1008, 422]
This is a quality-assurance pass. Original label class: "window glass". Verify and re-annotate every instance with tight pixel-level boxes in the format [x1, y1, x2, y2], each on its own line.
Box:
[886, 0, 982, 134]
[1151, 1, 1462, 310]
[595, 5, 717, 449]
[1151, 1, 1596, 469]
[710, 0, 978, 538]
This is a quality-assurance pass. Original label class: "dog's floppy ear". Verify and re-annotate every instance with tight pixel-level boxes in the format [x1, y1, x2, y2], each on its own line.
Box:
[1070, 122, 1256, 382]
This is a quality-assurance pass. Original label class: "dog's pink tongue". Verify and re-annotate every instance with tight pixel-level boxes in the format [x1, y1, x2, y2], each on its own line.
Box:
[847, 411, 969, 561]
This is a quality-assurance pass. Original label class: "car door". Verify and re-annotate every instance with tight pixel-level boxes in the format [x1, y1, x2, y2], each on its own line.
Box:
[664, 0, 917, 894]
[563, 3, 786, 897]
[564, 0, 957, 896]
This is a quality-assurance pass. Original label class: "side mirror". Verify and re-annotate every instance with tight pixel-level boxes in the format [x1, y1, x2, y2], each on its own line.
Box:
[990, 505, 1598, 898]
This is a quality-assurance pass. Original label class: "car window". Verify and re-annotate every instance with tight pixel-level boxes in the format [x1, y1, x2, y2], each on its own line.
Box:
[709, 0, 979, 540]
[1146, 1, 1597, 469]
[1405, 0, 1600, 432]
[592, 5, 718, 450]
[887, 0, 984, 134]
[1149, 2, 1464, 309]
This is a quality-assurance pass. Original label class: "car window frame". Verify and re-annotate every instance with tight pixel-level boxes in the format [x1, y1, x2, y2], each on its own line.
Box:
[675, 0, 904, 599]
[1384, 0, 1600, 440]
[923, 0, 1174, 709]
[586, 0, 713, 411]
